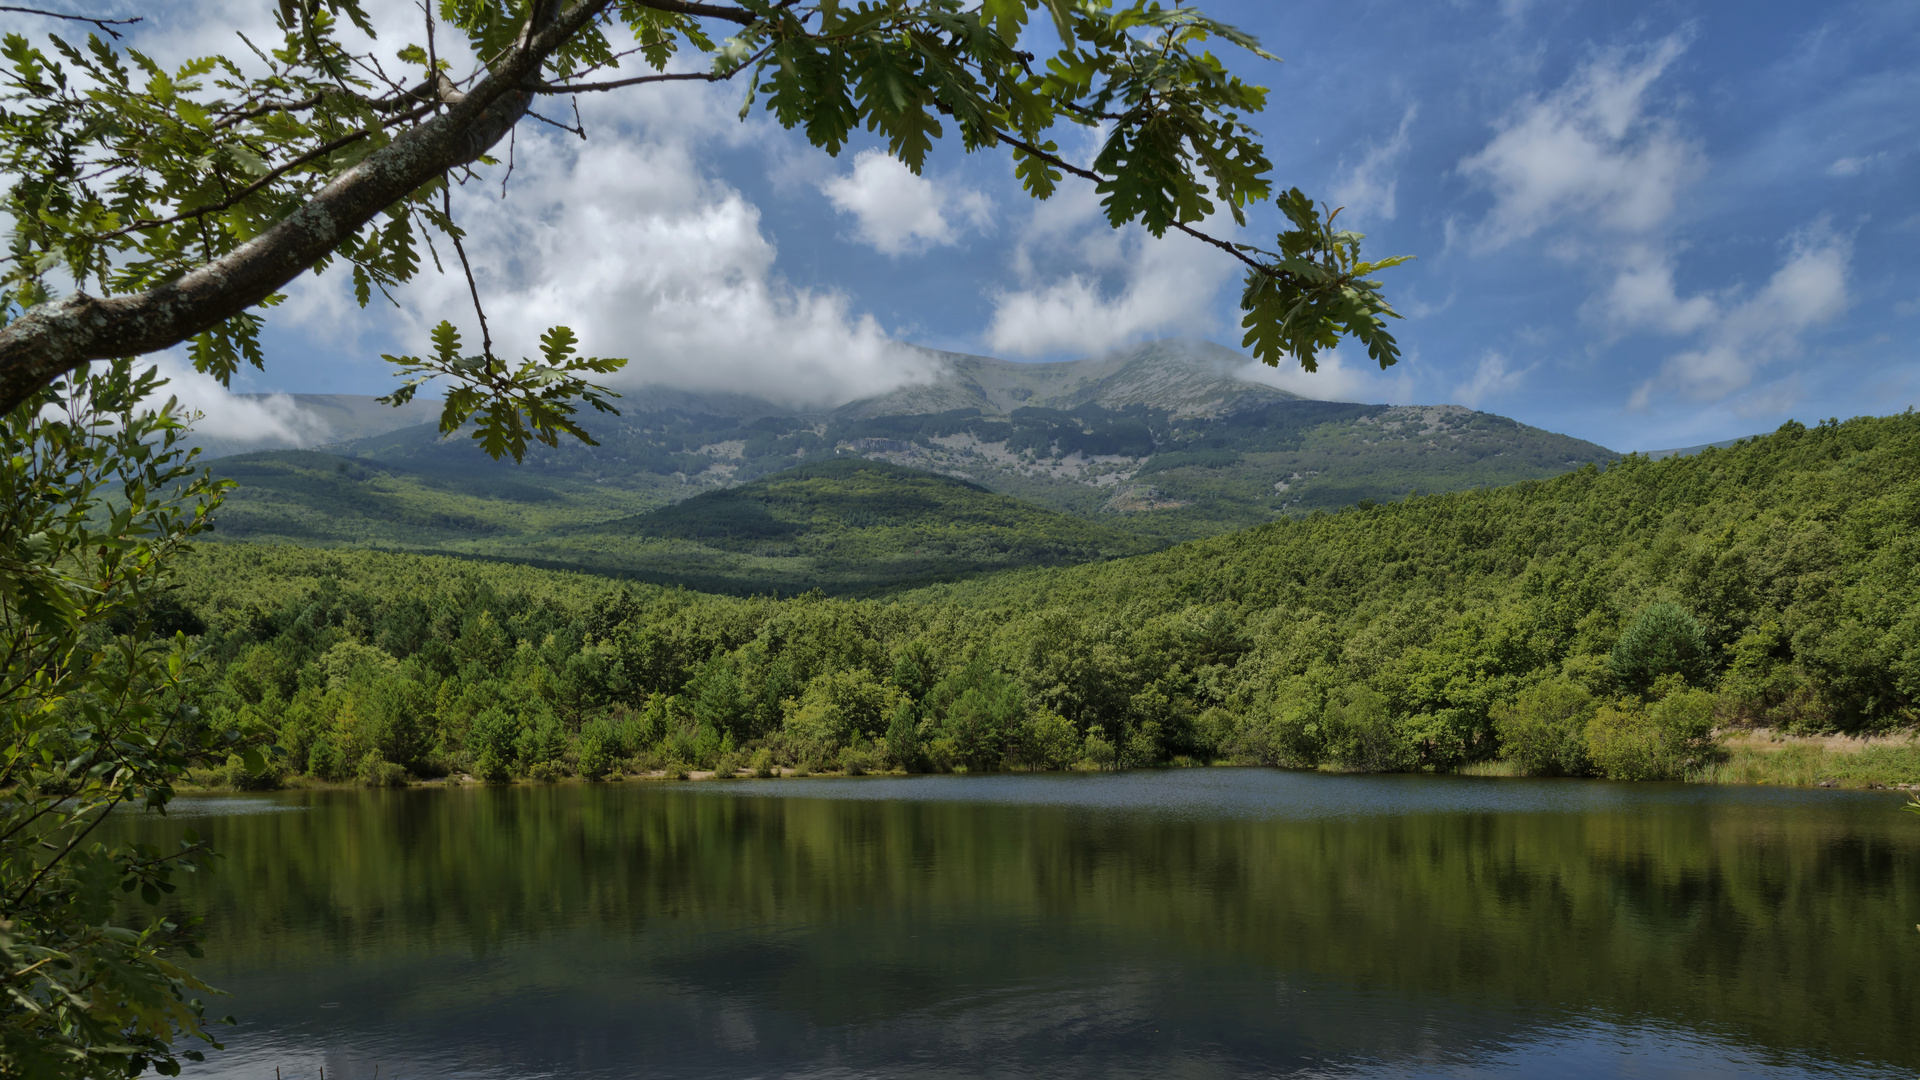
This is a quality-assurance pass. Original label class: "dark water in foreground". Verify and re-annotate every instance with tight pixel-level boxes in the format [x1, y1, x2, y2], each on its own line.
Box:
[115, 770, 1919, 1079]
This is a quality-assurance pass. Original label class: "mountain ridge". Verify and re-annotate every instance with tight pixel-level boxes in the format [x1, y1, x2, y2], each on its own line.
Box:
[201, 338, 1622, 590]
[840, 338, 1301, 420]
[185, 338, 1325, 460]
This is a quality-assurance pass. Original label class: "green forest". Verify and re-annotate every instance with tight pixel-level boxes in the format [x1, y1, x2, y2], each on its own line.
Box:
[169, 412, 1920, 790]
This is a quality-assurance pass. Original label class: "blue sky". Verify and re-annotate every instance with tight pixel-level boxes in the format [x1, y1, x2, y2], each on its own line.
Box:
[115, 0, 1920, 451]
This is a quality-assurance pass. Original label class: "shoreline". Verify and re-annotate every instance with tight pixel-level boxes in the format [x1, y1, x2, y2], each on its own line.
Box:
[183, 730, 1920, 796]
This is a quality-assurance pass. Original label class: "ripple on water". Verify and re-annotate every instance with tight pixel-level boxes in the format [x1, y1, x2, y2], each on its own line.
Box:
[122, 795, 310, 819]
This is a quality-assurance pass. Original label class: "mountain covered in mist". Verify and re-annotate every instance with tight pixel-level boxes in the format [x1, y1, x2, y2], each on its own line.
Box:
[840, 338, 1303, 419]
[203, 338, 1618, 584]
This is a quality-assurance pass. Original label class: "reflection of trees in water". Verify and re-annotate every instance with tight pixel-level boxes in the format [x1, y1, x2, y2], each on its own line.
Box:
[119, 781, 1920, 1069]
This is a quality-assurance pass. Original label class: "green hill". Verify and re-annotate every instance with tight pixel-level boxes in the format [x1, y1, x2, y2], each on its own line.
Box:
[551, 458, 1160, 593]
[208, 448, 639, 546]
[211, 456, 1158, 595]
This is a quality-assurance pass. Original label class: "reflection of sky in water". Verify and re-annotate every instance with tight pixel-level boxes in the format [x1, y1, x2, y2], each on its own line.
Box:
[125, 796, 309, 819]
[681, 768, 1897, 822]
[177, 970, 1910, 1080]
[127, 769, 1902, 824]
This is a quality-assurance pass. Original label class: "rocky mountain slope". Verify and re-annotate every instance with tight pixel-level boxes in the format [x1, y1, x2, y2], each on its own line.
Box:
[845, 338, 1301, 418]
[204, 338, 1619, 565]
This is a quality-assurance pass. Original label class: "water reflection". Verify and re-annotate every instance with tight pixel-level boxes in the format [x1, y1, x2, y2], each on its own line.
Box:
[117, 771, 1917, 1079]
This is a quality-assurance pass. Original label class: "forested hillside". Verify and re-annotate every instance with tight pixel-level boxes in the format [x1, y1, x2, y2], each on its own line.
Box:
[170, 413, 1918, 789]
[546, 458, 1158, 593]
[211, 457, 1154, 595]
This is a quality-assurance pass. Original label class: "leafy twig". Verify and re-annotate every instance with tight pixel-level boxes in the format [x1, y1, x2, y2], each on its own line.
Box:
[0, 5, 142, 39]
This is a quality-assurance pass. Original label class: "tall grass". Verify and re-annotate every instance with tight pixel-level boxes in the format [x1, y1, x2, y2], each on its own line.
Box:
[1692, 741, 1920, 789]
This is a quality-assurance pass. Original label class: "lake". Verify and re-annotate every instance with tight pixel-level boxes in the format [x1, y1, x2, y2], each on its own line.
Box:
[116, 770, 1918, 1079]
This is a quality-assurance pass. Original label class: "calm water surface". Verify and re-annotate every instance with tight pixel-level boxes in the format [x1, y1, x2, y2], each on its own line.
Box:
[114, 770, 1919, 1079]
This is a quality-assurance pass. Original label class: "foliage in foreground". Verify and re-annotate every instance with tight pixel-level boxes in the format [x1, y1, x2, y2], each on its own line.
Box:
[0, 0, 1408, 431]
[169, 413, 1920, 788]
[0, 366, 233, 1079]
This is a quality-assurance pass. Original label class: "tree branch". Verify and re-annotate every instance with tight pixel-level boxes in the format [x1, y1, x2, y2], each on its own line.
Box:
[92, 106, 438, 244]
[0, 5, 141, 39]
[991, 129, 1267, 275]
[527, 42, 772, 93]
[209, 75, 451, 131]
[0, 0, 616, 417]
[626, 0, 758, 25]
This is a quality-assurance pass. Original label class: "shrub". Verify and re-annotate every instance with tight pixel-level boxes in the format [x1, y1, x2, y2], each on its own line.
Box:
[1081, 730, 1117, 770]
[1014, 709, 1080, 770]
[750, 748, 777, 777]
[1585, 704, 1668, 780]
[1649, 684, 1719, 772]
[577, 721, 616, 780]
[356, 753, 408, 788]
[211, 753, 282, 791]
[839, 740, 882, 775]
[1323, 686, 1410, 772]
[1584, 685, 1720, 781]
[1493, 679, 1597, 775]
[527, 760, 567, 784]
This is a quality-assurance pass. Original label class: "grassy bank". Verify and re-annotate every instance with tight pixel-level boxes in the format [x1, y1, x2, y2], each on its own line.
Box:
[1693, 731, 1920, 789]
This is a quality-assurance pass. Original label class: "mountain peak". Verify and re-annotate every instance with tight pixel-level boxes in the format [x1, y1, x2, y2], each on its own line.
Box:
[838, 338, 1301, 420]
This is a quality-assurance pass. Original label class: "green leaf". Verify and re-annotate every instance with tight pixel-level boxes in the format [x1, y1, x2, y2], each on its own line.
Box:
[539, 325, 579, 365]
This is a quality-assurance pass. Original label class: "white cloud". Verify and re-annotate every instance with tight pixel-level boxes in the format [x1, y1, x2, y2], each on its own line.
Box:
[820, 150, 992, 256]
[1628, 229, 1850, 408]
[1458, 31, 1853, 415]
[400, 101, 934, 408]
[982, 129, 1239, 359]
[1459, 33, 1701, 248]
[139, 353, 333, 447]
[1589, 244, 1717, 334]
[1235, 348, 1418, 405]
[1452, 351, 1528, 407]
[1332, 106, 1418, 225]
[1826, 153, 1884, 177]
[983, 225, 1234, 357]
[111, 5, 929, 408]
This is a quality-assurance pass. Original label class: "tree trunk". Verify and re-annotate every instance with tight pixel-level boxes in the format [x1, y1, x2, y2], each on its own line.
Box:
[0, 0, 608, 418]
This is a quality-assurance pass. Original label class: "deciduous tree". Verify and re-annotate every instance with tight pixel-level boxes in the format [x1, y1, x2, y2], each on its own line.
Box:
[0, 0, 1409, 459]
